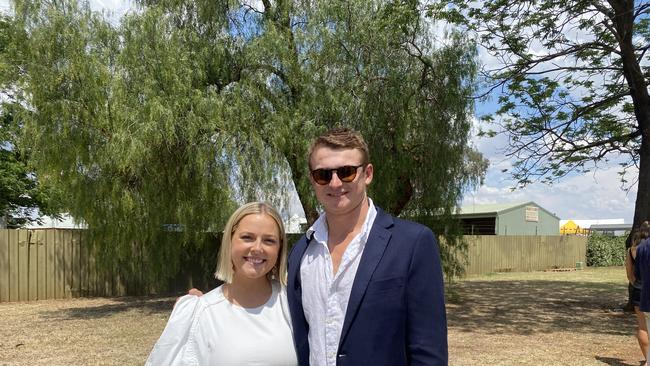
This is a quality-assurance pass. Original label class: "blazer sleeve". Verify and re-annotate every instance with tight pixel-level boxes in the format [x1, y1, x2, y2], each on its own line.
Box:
[406, 227, 448, 365]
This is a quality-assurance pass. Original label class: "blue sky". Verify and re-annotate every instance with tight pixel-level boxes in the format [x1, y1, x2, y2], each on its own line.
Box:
[0, 0, 638, 223]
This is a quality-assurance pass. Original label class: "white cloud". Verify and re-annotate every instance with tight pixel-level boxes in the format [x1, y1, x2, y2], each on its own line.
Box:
[469, 97, 639, 222]
[465, 134, 638, 222]
[470, 105, 637, 223]
[0, 0, 10, 15]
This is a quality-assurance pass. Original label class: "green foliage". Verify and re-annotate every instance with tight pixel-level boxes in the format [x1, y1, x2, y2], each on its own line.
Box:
[586, 234, 626, 267]
[0, 15, 62, 228]
[6, 0, 484, 282]
[0, 106, 56, 227]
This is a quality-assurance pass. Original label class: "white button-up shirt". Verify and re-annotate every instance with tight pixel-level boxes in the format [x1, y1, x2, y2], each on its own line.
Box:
[300, 199, 377, 366]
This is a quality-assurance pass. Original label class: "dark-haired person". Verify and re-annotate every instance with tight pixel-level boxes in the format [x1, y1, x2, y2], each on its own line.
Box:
[627, 225, 650, 363]
[634, 221, 650, 366]
[287, 127, 447, 366]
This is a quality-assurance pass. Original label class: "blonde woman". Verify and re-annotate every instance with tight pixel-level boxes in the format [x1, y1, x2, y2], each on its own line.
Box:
[146, 202, 297, 366]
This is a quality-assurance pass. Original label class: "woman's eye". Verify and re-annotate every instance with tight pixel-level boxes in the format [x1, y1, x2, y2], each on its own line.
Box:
[264, 238, 278, 245]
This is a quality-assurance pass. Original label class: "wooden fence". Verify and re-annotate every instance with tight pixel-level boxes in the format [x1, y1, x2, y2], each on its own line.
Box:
[0, 229, 588, 302]
[0, 229, 129, 302]
[463, 235, 587, 276]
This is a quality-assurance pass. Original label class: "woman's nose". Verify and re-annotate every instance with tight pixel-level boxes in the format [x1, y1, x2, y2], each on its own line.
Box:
[251, 239, 263, 251]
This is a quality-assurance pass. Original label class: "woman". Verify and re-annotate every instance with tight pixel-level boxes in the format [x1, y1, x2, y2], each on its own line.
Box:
[627, 224, 650, 364]
[146, 202, 297, 366]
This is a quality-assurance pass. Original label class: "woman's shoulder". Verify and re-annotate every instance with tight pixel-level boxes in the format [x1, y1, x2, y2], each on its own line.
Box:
[173, 286, 227, 316]
[201, 285, 227, 303]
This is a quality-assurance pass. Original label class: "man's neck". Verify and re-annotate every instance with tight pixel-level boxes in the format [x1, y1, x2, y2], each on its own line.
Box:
[325, 197, 370, 242]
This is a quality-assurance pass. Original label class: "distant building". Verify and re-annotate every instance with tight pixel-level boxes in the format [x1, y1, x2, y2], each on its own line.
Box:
[559, 220, 589, 235]
[456, 201, 560, 236]
[588, 223, 632, 236]
[560, 218, 629, 236]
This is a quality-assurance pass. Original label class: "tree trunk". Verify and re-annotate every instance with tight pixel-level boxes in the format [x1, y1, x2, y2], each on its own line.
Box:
[389, 175, 413, 216]
[611, 0, 650, 228]
[632, 136, 650, 228]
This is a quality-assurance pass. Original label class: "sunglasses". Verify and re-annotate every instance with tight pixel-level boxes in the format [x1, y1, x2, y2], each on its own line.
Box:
[310, 164, 365, 185]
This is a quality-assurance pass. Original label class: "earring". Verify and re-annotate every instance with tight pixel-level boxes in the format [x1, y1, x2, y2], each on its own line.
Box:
[269, 266, 278, 280]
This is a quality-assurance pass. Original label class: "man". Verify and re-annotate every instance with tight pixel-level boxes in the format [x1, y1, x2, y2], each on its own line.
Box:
[287, 127, 447, 365]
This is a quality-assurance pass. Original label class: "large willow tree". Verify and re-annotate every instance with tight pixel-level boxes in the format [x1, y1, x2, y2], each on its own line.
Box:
[7, 0, 484, 285]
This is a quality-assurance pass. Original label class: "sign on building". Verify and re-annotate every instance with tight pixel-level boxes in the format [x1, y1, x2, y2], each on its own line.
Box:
[525, 206, 539, 222]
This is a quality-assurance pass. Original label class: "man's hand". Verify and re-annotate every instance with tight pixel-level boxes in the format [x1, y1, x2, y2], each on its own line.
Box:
[188, 288, 204, 297]
[174, 288, 205, 306]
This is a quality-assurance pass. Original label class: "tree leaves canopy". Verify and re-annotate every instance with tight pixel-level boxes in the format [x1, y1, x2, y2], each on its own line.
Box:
[7, 0, 484, 284]
[0, 14, 62, 227]
[431, 0, 650, 228]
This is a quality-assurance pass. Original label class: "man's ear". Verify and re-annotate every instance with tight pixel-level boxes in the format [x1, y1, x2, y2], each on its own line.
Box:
[364, 163, 373, 185]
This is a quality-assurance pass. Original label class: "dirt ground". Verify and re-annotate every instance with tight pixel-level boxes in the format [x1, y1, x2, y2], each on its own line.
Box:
[0, 267, 643, 365]
[447, 267, 642, 365]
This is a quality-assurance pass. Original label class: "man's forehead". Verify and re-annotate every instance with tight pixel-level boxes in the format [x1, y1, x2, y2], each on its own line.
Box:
[310, 146, 363, 162]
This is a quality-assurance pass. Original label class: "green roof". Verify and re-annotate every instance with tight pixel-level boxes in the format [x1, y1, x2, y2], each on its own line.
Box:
[458, 202, 528, 214]
[457, 201, 560, 219]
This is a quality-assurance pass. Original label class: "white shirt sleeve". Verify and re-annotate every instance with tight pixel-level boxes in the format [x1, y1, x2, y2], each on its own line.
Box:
[145, 295, 201, 366]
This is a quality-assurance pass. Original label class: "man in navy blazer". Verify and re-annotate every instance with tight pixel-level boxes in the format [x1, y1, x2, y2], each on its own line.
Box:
[287, 128, 447, 365]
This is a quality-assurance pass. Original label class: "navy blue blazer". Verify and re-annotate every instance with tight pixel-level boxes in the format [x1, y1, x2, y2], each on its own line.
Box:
[287, 207, 448, 366]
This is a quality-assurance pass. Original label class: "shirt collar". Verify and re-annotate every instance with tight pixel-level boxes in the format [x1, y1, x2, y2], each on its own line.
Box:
[306, 198, 376, 243]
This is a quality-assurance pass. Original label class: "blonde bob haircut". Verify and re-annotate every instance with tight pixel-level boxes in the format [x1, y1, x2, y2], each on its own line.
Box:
[214, 202, 288, 286]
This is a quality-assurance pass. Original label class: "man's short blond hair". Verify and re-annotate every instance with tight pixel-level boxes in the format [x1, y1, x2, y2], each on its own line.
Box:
[308, 127, 370, 169]
[214, 202, 288, 285]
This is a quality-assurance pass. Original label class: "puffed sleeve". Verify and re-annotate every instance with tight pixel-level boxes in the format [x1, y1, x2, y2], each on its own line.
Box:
[145, 295, 201, 366]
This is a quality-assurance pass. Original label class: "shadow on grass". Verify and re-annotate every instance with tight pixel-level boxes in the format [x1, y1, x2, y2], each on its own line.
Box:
[39, 296, 177, 320]
[447, 280, 633, 337]
[595, 356, 644, 366]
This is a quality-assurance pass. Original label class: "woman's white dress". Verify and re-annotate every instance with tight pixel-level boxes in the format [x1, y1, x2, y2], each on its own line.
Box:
[146, 281, 297, 366]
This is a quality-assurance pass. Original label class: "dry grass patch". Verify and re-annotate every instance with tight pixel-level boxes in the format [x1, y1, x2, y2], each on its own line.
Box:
[0, 297, 174, 366]
[448, 267, 643, 365]
[0, 267, 643, 365]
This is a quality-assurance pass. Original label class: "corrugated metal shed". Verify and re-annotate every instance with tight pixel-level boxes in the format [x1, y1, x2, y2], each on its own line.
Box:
[456, 201, 560, 236]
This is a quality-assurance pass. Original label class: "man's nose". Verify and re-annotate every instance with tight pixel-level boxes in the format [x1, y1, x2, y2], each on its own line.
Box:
[329, 172, 343, 187]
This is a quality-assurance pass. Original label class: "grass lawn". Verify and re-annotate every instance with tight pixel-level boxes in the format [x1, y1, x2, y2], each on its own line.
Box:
[0, 266, 642, 365]
[448, 266, 642, 365]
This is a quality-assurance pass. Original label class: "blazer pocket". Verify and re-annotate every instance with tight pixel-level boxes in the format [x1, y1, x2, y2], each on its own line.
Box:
[366, 276, 404, 295]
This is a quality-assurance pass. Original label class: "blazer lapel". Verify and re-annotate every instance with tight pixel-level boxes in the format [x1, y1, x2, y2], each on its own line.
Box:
[287, 236, 312, 365]
[288, 236, 311, 305]
[338, 208, 393, 347]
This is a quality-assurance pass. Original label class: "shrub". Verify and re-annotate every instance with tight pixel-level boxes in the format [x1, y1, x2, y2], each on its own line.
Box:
[586, 233, 627, 267]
